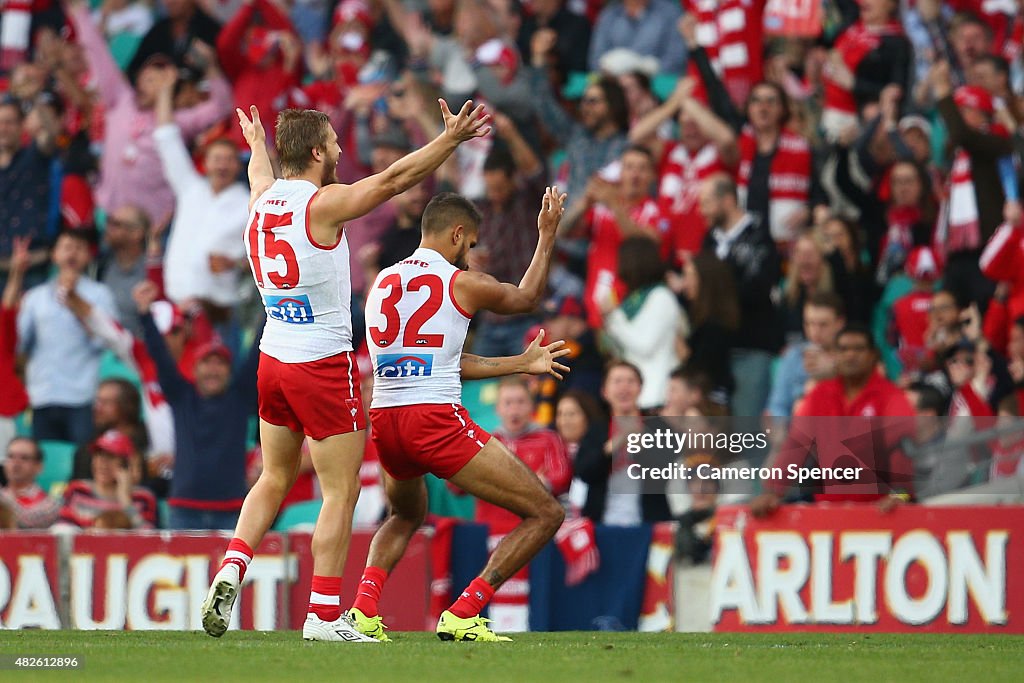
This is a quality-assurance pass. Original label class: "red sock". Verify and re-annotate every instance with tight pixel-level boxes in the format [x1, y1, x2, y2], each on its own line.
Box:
[220, 538, 254, 581]
[309, 575, 342, 622]
[351, 566, 388, 618]
[448, 577, 495, 619]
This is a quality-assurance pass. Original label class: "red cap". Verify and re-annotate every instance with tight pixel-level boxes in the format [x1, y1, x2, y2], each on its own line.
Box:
[334, 0, 373, 30]
[475, 39, 519, 80]
[954, 86, 994, 115]
[194, 341, 232, 365]
[91, 430, 135, 459]
[906, 246, 940, 280]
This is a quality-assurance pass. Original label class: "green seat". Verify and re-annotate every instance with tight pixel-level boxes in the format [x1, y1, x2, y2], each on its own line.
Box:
[99, 350, 141, 386]
[14, 410, 31, 437]
[37, 440, 77, 495]
[462, 379, 500, 433]
[651, 73, 679, 102]
[158, 499, 171, 529]
[561, 71, 591, 100]
[273, 499, 323, 531]
[109, 33, 143, 71]
[425, 475, 475, 520]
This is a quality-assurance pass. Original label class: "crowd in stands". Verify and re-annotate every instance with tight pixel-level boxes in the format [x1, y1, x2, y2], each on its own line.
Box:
[2, 0, 1024, 551]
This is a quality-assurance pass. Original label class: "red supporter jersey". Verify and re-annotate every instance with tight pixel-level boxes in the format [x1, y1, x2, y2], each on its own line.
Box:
[685, 0, 765, 106]
[0, 307, 29, 416]
[583, 198, 669, 328]
[892, 290, 932, 353]
[658, 141, 725, 261]
[474, 426, 571, 533]
[795, 371, 915, 418]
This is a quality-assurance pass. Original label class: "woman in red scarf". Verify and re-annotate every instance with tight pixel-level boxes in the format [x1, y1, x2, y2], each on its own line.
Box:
[821, 0, 912, 140]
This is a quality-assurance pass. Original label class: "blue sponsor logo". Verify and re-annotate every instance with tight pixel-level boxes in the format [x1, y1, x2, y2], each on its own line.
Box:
[265, 294, 314, 325]
[376, 353, 433, 378]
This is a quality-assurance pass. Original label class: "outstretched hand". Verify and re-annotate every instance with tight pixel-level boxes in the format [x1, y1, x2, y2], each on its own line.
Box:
[537, 185, 567, 236]
[439, 99, 491, 143]
[9, 236, 30, 275]
[521, 329, 571, 380]
[236, 105, 266, 149]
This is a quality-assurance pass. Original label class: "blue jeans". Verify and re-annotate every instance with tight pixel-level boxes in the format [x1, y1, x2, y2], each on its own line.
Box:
[168, 506, 240, 531]
[471, 317, 539, 358]
[32, 404, 95, 446]
[729, 349, 774, 417]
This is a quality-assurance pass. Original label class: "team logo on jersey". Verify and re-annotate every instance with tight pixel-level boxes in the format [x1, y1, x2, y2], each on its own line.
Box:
[265, 294, 314, 324]
[375, 353, 434, 378]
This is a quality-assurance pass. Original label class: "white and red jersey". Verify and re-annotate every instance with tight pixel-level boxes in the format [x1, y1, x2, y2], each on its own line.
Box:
[737, 126, 811, 243]
[658, 141, 726, 260]
[685, 0, 765, 106]
[246, 179, 354, 363]
[365, 247, 472, 408]
[82, 305, 175, 459]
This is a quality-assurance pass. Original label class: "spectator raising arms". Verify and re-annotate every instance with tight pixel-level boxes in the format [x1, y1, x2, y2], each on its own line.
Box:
[68, 1, 232, 227]
[152, 66, 249, 320]
[134, 280, 261, 530]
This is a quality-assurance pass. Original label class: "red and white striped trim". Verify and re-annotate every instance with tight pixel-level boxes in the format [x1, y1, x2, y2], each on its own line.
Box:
[309, 592, 340, 605]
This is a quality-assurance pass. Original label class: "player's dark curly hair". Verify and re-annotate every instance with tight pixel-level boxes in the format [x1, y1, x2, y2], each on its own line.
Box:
[422, 192, 482, 234]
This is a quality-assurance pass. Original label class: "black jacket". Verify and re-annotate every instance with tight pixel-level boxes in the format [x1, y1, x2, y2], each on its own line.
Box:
[574, 422, 673, 525]
[702, 216, 783, 353]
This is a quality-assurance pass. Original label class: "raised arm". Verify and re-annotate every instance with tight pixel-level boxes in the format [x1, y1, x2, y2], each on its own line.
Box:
[1, 237, 29, 310]
[628, 79, 687, 147]
[173, 42, 234, 139]
[460, 330, 570, 380]
[153, 68, 203, 198]
[67, 0, 131, 109]
[310, 99, 490, 226]
[237, 105, 276, 209]
[454, 186, 565, 316]
[681, 94, 739, 167]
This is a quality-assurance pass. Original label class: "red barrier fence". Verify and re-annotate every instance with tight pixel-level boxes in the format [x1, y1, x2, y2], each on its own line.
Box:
[0, 529, 431, 630]
[712, 505, 1023, 633]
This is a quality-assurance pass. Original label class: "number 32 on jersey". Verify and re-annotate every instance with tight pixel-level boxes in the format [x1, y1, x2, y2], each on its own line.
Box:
[369, 273, 447, 348]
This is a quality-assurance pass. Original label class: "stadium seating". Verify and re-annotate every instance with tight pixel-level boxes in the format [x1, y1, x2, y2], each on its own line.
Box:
[273, 500, 322, 531]
[37, 440, 77, 496]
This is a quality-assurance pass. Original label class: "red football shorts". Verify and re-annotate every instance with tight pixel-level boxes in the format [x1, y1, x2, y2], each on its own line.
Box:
[257, 351, 367, 440]
[369, 404, 492, 480]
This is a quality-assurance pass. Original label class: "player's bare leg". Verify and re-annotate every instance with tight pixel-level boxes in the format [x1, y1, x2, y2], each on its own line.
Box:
[302, 430, 378, 642]
[349, 474, 427, 640]
[448, 438, 565, 591]
[202, 420, 304, 637]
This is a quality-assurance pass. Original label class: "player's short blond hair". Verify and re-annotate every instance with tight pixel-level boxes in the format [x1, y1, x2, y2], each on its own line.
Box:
[275, 109, 331, 176]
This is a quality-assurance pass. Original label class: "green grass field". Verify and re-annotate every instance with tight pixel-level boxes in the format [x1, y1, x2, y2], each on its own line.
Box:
[1, 631, 1021, 682]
